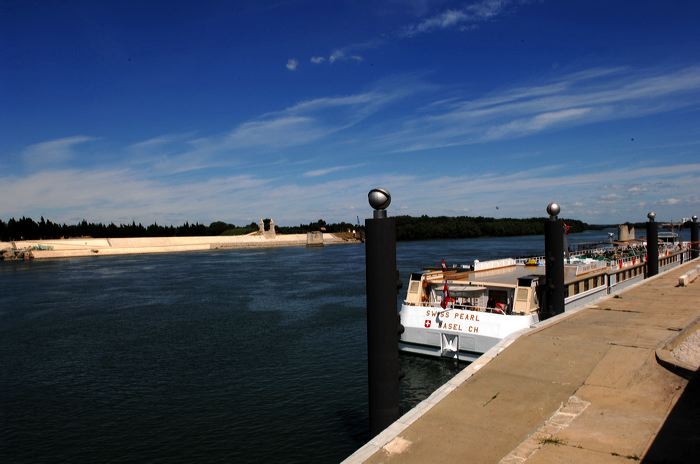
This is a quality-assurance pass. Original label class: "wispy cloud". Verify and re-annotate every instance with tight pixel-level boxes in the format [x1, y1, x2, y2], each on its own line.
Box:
[7, 67, 700, 226]
[401, 6, 479, 37]
[3, 155, 698, 226]
[221, 89, 398, 150]
[286, 58, 298, 71]
[483, 107, 592, 140]
[310, 38, 385, 66]
[303, 163, 363, 178]
[383, 162, 700, 222]
[0, 168, 271, 225]
[328, 50, 366, 64]
[21, 135, 97, 167]
[309, 1, 523, 66]
[115, 77, 424, 177]
[375, 66, 700, 152]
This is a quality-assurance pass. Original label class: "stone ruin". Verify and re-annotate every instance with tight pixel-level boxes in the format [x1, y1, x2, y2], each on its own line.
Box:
[258, 218, 276, 239]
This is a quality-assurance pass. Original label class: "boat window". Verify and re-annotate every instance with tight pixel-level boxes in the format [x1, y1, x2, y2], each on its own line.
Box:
[489, 290, 508, 309]
[516, 288, 529, 302]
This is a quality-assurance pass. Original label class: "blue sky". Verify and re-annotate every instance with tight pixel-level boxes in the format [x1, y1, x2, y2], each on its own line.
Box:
[1, 0, 699, 226]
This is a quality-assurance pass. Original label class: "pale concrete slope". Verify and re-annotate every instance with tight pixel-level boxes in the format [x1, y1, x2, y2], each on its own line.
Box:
[6, 233, 349, 259]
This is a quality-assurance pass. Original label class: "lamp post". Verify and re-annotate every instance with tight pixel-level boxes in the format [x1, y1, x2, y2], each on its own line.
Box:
[691, 215, 699, 259]
[646, 212, 659, 277]
[544, 202, 565, 318]
[365, 188, 400, 437]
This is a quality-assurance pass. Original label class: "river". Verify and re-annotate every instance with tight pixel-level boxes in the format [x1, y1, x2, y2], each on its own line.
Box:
[0, 229, 653, 463]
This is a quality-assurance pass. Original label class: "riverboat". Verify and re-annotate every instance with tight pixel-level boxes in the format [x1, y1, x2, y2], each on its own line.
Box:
[399, 242, 691, 361]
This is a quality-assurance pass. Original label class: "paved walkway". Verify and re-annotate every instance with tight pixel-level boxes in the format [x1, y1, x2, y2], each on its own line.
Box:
[352, 259, 700, 463]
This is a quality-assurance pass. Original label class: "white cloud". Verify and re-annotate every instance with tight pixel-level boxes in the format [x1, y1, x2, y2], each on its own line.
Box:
[304, 1, 525, 69]
[375, 66, 700, 152]
[321, 50, 364, 64]
[21, 135, 96, 167]
[0, 168, 271, 225]
[286, 58, 298, 71]
[92, 79, 421, 180]
[599, 193, 622, 203]
[311, 38, 385, 66]
[303, 163, 363, 178]
[127, 133, 196, 152]
[403, 9, 468, 36]
[7, 68, 700, 226]
[222, 91, 389, 149]
[329, 50, 344, 63]
[484, 107, 592, 140]
[4, 157, 699, 226]
[400, 0, 512, 37]
[225, 115, 326, 148]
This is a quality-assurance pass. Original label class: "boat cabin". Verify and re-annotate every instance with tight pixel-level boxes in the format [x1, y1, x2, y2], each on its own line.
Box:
[403, 266, 546, 315]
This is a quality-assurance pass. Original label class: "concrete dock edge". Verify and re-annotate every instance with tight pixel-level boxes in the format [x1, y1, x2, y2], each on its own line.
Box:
[344, 257, 700, 463]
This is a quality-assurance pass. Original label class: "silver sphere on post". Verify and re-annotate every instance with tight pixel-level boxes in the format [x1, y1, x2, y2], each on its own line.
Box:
[368, 188, 391, 218]
[647, 211, 656, 221]
[693, 215, 698, 222]
[546, 202, 560, 219]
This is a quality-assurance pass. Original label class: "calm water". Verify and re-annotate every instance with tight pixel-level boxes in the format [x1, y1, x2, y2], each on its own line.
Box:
[0, 230, 613, 463]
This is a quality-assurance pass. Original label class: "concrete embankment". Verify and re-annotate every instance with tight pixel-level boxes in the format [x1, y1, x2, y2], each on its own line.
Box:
[346, 258, 700, 463]
[1, 233, 357, 260]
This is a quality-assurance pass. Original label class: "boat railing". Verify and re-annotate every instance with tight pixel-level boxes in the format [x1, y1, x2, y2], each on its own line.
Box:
[418, 302, 510, 315]
[569, 247, 610, 257]
[573, 261, 608, 275]
[473, 258, 517, 271]
[514, 256, 545, 265]
[609, 255, 643, 270]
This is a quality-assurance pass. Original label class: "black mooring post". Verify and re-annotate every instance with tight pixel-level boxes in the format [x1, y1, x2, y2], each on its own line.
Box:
[646, 212, 659, 277]
[544, 203, 565, 319]
[365, 188, 400, 437]
[692, 215, 699, 260]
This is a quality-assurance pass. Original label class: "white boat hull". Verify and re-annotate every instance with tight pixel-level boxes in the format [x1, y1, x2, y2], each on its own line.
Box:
[399, 304, 538, 361]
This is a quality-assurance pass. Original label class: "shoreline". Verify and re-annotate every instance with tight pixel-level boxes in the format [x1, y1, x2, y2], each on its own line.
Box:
[1, 233, 360, 260]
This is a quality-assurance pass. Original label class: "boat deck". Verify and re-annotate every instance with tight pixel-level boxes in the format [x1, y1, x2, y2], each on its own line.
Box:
[434, 263, 597, 286]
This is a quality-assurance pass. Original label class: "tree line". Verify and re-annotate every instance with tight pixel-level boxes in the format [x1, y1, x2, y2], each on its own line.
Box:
[0, 215, 587, 242]
[0, 217, 359, 241]
[0, 217, 237, 241]
[393, 215, 587, 241]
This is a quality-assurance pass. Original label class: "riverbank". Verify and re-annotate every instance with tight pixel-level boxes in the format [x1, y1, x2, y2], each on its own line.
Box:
[1, 232, 359, 260]
[345, 258, 700, 463]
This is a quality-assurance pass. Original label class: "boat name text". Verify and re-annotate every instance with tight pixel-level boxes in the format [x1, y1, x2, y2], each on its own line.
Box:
[437, 321, 478, 333]
[424, 310, 480, 322]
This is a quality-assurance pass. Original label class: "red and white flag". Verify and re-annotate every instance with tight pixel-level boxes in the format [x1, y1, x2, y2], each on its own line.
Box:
[441, 258, 447, 271]
[440, 280, 449, 309]
[563, 223, 571, 235]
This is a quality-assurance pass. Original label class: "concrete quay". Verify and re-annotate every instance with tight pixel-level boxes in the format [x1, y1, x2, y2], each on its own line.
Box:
[0, 232, 356, 260]
[347, 258, 700, 464]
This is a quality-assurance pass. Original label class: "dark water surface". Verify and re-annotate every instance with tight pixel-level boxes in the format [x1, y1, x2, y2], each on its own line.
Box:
[1, 231, 611, 463]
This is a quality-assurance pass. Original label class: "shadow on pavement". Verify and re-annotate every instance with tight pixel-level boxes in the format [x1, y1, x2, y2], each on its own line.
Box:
[643, 370, 699, 463]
